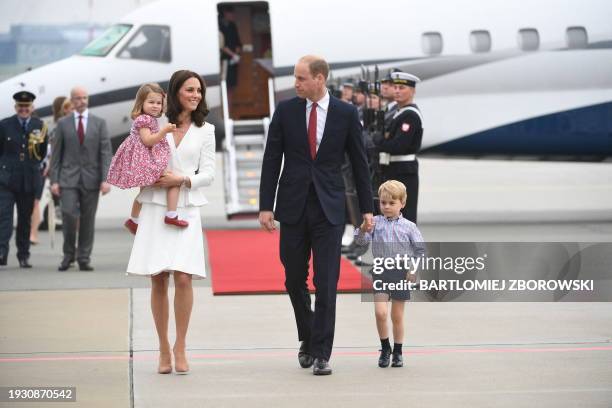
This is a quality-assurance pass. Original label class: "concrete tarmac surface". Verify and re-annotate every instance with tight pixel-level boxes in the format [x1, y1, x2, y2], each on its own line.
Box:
[1, 156, 612, 407]
[1, 222, 611, 408]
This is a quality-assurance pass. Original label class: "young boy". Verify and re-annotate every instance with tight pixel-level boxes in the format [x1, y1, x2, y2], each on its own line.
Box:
[354, 180, 425, 367]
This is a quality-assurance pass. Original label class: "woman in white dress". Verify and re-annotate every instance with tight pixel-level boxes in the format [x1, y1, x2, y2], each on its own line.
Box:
[127, 70, 215, 374]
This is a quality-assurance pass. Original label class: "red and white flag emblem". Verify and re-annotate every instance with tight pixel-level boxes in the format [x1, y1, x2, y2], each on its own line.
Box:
[402, 123, 410, 132]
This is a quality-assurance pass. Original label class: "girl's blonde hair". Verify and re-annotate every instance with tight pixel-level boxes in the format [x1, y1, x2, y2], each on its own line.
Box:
[131, 83, 165, 119]
[61, 99, 73, 116]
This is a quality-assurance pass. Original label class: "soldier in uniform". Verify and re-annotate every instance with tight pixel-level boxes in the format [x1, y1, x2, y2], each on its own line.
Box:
[340, 79, 354, 104]
[381, 70, 400, 123]
[373, 72, 423, 223]
[0, 91, 48, 267]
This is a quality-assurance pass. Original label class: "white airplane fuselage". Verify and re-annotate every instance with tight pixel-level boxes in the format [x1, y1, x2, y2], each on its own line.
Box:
[1, 0, 611, 156]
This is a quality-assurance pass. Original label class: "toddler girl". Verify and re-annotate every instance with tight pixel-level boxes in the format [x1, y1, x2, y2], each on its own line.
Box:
[107, 83, 188, 234]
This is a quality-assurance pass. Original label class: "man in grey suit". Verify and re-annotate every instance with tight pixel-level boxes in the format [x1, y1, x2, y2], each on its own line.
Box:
[50, 86, 112, 271]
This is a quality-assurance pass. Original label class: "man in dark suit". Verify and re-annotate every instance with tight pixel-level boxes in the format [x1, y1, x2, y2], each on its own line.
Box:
[259, 55, 374, 375]
[0, 91, 48, 268]
[50, 86, 112, 272]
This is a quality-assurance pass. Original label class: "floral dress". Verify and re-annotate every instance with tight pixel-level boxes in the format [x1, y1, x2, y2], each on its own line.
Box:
[107, 114, 170, 189]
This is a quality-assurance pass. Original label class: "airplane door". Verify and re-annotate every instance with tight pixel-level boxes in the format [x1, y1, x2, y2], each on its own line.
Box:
[218, 2, 272, 120]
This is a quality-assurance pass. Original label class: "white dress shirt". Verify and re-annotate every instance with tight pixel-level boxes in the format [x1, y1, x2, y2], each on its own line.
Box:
[73, 109, 89, 135]
[306, 90, 329, 152]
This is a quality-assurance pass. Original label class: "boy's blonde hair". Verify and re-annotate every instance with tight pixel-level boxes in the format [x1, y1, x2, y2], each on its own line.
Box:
[131, 83, 165, 119]
[378, 180, 407, 204]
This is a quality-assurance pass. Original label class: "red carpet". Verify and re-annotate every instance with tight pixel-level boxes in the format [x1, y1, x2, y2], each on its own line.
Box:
[205, 229, 364, 295]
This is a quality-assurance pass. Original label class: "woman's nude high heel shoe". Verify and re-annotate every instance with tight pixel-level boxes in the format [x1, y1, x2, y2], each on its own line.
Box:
[158, 352, 172, 374]
[173, 347, 190, 375]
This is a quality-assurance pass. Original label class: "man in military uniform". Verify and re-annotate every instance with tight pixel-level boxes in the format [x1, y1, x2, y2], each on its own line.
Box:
[373, 72, 423, 223]
[0, 91, 48, 267]
[340, 79, 354, 104]
[381, 70, 400, 123]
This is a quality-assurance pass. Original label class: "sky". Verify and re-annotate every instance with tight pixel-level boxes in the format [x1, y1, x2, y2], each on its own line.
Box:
[0, 0, 157, 32]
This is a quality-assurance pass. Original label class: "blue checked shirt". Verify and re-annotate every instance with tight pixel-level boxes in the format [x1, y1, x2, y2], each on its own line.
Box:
[354, 214, 426, 261]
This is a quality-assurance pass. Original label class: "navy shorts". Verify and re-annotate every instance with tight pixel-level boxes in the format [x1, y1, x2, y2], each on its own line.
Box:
[370, 269, 411, 301]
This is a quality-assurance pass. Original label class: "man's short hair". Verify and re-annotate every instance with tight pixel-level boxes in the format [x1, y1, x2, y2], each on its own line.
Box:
[378, 180, 407, 204]
[300, 55, 329, 80]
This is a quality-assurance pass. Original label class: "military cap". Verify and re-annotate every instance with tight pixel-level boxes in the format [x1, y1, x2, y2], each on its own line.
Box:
[13, 91, 36, 104]
[341, 78, 354, 88]
[390, 72, 420, 87]
[382, 68, 402, 83]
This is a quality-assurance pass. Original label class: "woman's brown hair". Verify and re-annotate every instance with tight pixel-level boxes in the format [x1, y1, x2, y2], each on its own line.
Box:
[166, 70, 209, 127]
[131, 83, 165, 119]
[52, 96, 67, 122]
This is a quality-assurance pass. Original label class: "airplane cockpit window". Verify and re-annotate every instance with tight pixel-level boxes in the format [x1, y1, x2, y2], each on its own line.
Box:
[80, 24, 132, 57]
[117, 25, 171, 62]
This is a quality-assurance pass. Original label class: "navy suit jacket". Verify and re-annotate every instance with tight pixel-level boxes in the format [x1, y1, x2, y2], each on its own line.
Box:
[259, 95, 373, 225]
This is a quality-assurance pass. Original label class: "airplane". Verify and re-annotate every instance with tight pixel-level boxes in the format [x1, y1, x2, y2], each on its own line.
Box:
[1, 0, 611, 218]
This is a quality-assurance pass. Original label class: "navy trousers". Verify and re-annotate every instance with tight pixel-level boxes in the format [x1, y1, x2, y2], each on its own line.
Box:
[280, 186, 344, 361]
[0, 186, 34, 260]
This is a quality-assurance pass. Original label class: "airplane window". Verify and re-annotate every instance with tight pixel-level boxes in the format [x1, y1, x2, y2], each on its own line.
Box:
[422, 32, 443, 55]
[566, 26, 588, 49]
[518, 28, 539, 51]
[470, 30, 491, 53]
[80, 24, 132, 57]
[118, 25, 171, 62]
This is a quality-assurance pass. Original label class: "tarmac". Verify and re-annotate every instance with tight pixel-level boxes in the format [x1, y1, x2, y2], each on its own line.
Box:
[1, 157, 612, 407]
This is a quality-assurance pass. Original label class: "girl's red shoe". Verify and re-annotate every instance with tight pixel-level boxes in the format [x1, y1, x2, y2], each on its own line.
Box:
[124, 219, 138, 235]
[164, 216, 188, 228]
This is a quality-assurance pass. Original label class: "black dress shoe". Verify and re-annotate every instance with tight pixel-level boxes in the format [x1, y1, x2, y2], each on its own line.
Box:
[391, 352, 403, 367]
[58, 258, 72, 271]
[378, 348, 391, 368]
[313, 358, 332, 375]
[298, 341, 314, 368]
[0, 255, 6, 266]
[78, 263, 94, 271]
[18, 258, 32, 268]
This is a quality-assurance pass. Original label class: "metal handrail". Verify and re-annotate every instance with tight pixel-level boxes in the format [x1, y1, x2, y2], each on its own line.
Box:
[220, 80, 240, 213]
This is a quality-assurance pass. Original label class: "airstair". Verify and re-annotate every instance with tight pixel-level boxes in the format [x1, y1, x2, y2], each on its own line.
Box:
[221, 79, 275, 219]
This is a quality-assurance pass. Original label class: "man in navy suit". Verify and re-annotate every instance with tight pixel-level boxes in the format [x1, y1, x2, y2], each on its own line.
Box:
[259, 55, 374, 375]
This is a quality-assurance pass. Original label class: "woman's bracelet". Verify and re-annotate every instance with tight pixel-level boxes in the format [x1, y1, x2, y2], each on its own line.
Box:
[181, 176, 189, 187]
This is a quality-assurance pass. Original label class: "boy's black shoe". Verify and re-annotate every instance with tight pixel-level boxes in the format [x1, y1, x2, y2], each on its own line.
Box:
[378, 349, 391, 368]
[391, 352, 403, 367]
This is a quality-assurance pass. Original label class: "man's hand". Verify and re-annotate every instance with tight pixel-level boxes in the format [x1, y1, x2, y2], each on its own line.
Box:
[51, 183, 60, 197]
[361, 213, 374, 232]
[259, 211, 276, 232]
[100, 182, 111, 195]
